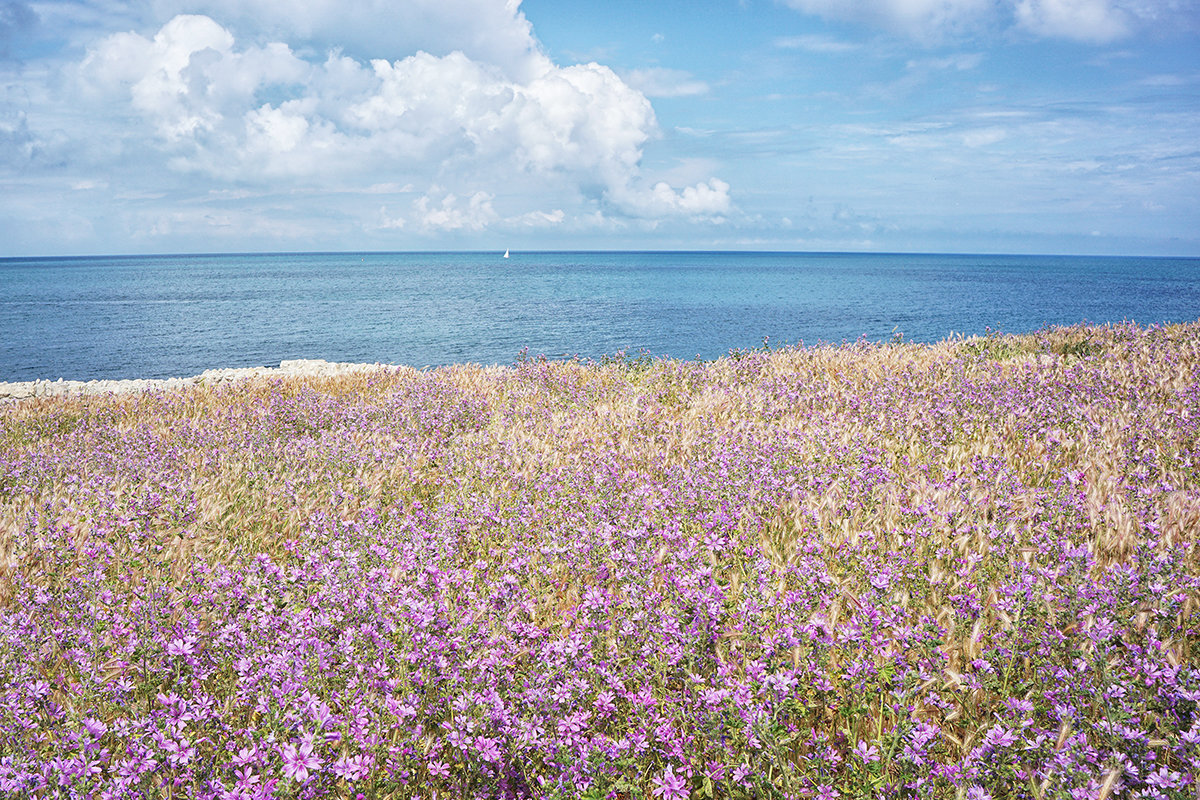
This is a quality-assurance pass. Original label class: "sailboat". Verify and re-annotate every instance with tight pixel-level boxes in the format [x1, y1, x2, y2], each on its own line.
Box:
[503, 249, 510, 258]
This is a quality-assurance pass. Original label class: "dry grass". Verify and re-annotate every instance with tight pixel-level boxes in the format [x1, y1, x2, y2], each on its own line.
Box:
[0, 321, 1197, 798]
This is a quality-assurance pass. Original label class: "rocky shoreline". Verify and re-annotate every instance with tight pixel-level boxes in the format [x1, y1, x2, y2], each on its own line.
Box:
[0, 359, 400, 401]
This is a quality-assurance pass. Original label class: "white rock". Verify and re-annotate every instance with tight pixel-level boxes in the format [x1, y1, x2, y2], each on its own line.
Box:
[0, 360, 401, 401]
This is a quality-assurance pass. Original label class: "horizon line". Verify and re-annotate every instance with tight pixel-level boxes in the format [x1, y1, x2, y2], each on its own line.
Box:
[3, 248, 1198, 262]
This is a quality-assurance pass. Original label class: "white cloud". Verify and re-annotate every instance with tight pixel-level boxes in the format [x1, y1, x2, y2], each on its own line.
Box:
[511, 208, 566, 226]
[415, 189, 499, 232]
[0, 0, 37, 59]
[1135, 73, 1191, 87]
[610, 178, 733, 219]
[146, 0, 551, 80]
[675, 126, 716, 137]
[79, 15, 309, 142]
[774, 34, 862, 52]
[653, 157, 728, 188]
[376, 206, 406, 229]
[1013, 0, 1130, 41]
[779, 0, 996, 38]
[860, 52, 983, 100]
[622, 67, 710, 98]
[779, 0, 1196, 41]
[70, 10, 731, 229]
[907, 53, 984, 70]
[363, 182, 413, 194]
[0, 107, 37, 167]
[962, 126, 1007, 146]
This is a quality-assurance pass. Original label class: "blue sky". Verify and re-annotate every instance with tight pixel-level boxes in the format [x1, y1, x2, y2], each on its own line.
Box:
[1, 0, 1197, 256]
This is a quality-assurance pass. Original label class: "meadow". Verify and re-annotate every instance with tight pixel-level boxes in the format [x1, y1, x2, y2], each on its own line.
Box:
[1, 321, 1197, 800]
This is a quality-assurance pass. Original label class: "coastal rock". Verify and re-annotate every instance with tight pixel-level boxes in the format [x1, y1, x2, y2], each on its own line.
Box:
[0, 360, 397, 401]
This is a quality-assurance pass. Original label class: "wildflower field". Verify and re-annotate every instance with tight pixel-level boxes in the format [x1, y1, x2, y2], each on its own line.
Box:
[1, 321, 1198, 800]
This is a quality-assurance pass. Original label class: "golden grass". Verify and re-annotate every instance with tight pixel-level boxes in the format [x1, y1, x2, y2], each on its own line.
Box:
[0, 321, 1197, 797]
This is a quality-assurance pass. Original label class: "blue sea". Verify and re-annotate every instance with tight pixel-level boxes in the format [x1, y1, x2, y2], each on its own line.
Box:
[1, 251, 1198, 382]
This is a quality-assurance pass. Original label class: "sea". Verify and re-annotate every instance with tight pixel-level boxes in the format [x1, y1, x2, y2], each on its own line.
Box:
[1, 251, 1198, 382]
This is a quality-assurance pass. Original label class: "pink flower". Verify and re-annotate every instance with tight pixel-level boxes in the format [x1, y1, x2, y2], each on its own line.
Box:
[82, 717, 108, 739]
[594, 690, 617, 717]
[651, 765, 689, 800]
[428, 759, 451, 779]
[162, 738, 195, 767]
[815, 785, 840, 800]
[280, 741, 321, 782]
[853, 740, 879, 763]
[332, 753, 371, 781]
[166, 637, 195, 656]
[983, 726, 1018, 750]
[556, 710, 590, 737]
[1146, 766, 1181, 790]
[234, 766, 259, 790]
[582, 586, 607, 610]
[700, 687, 730, 709]
[474, 736, 502, 763]
[231, 745, 257, 766]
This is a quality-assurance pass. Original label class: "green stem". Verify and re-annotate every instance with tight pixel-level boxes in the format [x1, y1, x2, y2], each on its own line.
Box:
[998, 598, 1028, 698]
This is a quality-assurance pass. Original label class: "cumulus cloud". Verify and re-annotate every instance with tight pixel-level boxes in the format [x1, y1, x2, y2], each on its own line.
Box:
[610, 178, 733, 220]
[152, 0, 551, 80]
[80, 15, 309, 142]
[70, 8, 731, 230]
[415, 189, 499, 231]
[512, 208, 566, 227]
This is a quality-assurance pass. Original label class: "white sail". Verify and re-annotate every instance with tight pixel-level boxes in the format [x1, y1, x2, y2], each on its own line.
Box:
[503, 249, 510, 258]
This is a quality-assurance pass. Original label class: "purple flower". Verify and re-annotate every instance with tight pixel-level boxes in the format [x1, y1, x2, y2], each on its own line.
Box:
[331, 753, 371, 781]
[234, 766, 259, 791]
[446, 728, 472, 750]
[557, 710, 590, 737]
[983, 726, 1018, 750]
[651, 765, 689, 800]
[700, 687, 730, 709]
[166, 636, 196, 656]
[474, 736, 502, 763]
[582, 586, 607, 610]
[280, 741, 321, 782]
[82, 718, 108, 739]
[1004, 698, 1034, 715]
[594, 690, 617, 717]
[232, 745, 258, 767]
[854, 740, 879, 763]
[815, 785, 839, 800]
[1145, 766, 1180, 790]
[161, 737, 195, 767]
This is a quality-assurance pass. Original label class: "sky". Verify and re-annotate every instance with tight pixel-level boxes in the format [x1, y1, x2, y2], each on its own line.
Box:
[0, 0, 1197, 256]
